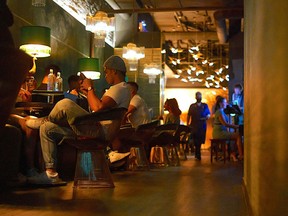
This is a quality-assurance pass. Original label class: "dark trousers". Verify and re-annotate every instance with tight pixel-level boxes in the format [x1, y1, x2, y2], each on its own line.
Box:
[194, 138, 202, 159]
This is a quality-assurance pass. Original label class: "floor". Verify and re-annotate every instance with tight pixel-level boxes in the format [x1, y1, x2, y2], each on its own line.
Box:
[0, 150, 248, 216]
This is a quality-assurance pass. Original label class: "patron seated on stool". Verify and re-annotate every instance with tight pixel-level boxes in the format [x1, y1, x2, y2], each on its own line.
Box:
[62, 107, 127, 188]
[210, 138, 237, 163]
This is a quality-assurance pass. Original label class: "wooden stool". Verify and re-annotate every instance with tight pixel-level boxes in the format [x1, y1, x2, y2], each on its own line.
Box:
[210, 139, 236, 163]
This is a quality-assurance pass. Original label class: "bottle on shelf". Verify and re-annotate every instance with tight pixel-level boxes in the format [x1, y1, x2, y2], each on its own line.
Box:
[54, 72, 63, 91]
[47, 69, 55, 91]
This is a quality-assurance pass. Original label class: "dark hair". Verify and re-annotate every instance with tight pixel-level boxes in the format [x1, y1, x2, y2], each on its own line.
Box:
[68, 75, 79, 84]
[215, 96, 225, 112]
[165, 98, 182, 116]
[127, 81, 139, 91]
[234, 83, 243, 91]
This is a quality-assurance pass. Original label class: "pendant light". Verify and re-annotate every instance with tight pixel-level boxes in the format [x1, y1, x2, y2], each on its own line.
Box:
[77, 58, 101, 80]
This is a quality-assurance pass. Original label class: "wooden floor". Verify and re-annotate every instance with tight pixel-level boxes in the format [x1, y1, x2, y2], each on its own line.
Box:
[0, 150, 248, 216]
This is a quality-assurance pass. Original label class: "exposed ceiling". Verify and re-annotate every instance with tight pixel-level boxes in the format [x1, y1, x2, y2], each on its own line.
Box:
[53, 0, 244, 88]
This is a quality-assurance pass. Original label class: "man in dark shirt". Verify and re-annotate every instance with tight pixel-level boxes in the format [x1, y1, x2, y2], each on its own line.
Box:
[187, 92, 210, 160]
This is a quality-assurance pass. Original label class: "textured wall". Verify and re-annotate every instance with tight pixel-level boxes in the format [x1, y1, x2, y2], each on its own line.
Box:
[244, 0, 288, 215]
[8, 0, 91, 90]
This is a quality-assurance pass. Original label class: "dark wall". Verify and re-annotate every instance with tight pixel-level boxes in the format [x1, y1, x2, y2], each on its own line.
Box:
[7, 0, 109, 92]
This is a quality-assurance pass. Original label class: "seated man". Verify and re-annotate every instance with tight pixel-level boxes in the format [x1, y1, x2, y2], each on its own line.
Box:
[64, 74, 89, 111]
[123, 81, 151, 128]
[26, 55, 131, 184]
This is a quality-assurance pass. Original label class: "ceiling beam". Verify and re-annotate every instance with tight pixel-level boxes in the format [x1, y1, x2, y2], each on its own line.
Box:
[102, 6, 243, 14]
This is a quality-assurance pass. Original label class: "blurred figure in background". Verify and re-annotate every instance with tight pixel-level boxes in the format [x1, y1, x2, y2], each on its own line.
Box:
[232, 83, 244, 145]
[0, 0, 33, 184]
[163, 98, 182, 124]
[187, 92, 210, 160]
[213, 96, 243, 161]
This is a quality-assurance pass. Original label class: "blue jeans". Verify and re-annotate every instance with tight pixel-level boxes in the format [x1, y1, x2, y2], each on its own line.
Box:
[40, 99, 104, 170]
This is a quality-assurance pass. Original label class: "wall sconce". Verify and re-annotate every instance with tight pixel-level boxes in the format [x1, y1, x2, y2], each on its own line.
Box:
[77, 58, 100, 80]
[86, 11, 115, 47]
[32, 0, 46, 7]
[19, 26, 51, 73]
[143, 63, 162, 84]
[122, 43, 145, 71]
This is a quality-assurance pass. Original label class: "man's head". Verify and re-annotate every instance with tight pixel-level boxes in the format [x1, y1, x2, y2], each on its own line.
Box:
[195, 91, 202, 103]
[68, 75, 80, 91]
[234, 83, 243, 95]
[127, 82, 138, 96]
[103, 55, 126, 84]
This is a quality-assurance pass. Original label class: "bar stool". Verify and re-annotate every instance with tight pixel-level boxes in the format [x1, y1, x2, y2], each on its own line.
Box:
[210, 138, 237, 163]
[127, 146, 149, 171]
[116, 121, 160, 171]
[174, 125, 191, 161]
[148, 124, 180, 167]
[63, 107, 127, 188]
[166, 144, 180, 166]
[150, 145, 169, 167]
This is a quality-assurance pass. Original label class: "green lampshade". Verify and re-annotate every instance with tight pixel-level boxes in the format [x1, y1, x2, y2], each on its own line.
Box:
[19, 26, 51, 57]
[78, 58, 101, 80]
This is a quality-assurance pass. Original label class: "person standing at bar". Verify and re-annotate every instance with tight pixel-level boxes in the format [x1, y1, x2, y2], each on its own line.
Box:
[232, 83, 244, 146]
[187, 92, 210, 160]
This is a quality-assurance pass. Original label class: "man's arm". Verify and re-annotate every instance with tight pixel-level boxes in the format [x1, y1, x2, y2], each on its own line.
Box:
[81, 78, 116, 112]
[187, 107, 192, 125]
[122, 104, 136, 124]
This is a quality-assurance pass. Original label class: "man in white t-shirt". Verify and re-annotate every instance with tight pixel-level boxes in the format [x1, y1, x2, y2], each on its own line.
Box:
[26, 55, 131, 185]
[124, 82, 151, 128]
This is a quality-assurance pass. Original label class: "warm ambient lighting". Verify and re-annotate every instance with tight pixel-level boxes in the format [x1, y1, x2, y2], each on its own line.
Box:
[77, 58, 101, 80]
[86, 11, 115, 47]
[20, 26, 51, 58]
[122, 43, 145, 71]
[32, 0, 45, 7]
[143, 63, 162, 84]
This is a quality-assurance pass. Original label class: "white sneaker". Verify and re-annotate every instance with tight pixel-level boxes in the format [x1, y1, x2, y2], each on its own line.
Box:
[109, 151, 130, 163]
[27, 171, 66, 185]
[26, 117, 48, 129]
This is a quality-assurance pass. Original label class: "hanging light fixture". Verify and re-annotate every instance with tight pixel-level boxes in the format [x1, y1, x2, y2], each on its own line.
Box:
[20, 26, 51, 57]
[143, 62, 162, 84]
[32, 0, 46, 7]
[86, 11, 115, 47]
[122, 43, 145, 71]
[19, 26, 51, 74]
[77, 58, 100, 80]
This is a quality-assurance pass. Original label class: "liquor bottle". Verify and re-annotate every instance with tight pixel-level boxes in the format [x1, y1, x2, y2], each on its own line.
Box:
[47, 69, 55, 91]
[54, 72, 63, 91]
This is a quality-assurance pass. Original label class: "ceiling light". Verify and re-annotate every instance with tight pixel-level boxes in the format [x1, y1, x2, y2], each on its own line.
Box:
[143, 63, 162, 84]
[86, 11, 115, 47]
[122, 43, 145, 71]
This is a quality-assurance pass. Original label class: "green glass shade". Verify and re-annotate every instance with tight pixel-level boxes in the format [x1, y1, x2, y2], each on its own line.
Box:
[78, 58, 101, 80]
[19, 26, 51, 57]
